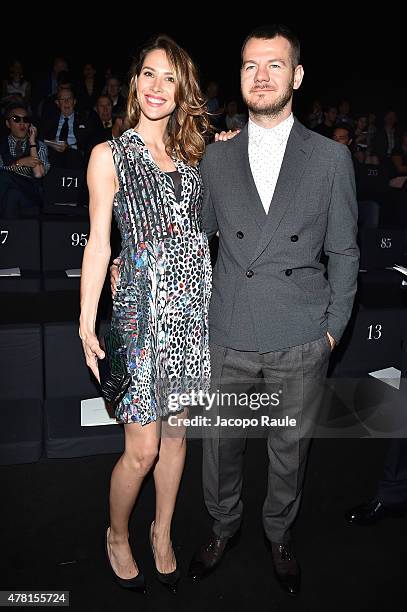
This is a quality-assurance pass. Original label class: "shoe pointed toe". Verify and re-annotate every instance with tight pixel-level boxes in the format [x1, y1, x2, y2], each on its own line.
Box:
[149, 521, 181, 592]
[345, 500, 387, 525]
[104, 527, 146, 593]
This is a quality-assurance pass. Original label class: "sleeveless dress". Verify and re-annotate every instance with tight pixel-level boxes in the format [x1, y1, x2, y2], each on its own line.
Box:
[107, 129, 212, 425]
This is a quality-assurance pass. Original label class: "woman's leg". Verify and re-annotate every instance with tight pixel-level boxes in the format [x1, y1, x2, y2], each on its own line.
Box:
[151, 410, 188, 573]
[107, 419, 160, 578]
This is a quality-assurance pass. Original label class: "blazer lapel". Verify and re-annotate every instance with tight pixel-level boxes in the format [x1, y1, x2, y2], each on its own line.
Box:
[229, 125, 267, 229]
[249, 119, 314, 265]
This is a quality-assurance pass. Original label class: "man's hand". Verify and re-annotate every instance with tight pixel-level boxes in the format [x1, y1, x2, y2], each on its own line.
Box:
[327, 332, 336, 350]
[54, 141, 69, 153]
[28, 125, 38, 143]
[215, 129, 241, 142]
[16, 156, 42, 168]
[110, 257, 121, 297]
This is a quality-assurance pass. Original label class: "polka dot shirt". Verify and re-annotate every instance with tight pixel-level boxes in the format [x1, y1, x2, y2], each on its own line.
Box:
[248, 113, 294, 214]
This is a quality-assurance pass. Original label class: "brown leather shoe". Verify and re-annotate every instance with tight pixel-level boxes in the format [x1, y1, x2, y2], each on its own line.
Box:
[188, 530, 237, 580]
[270, 542, 300, 595]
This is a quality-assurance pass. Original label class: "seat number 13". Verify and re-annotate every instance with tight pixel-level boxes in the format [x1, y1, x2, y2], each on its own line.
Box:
[367, 324, 382, 340]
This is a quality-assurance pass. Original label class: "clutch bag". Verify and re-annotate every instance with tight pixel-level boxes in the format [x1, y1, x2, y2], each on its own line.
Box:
[98, 327, 131, 415]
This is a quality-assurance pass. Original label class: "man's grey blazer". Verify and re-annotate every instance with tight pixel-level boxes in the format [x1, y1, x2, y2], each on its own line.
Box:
[200, 117, 360, 353]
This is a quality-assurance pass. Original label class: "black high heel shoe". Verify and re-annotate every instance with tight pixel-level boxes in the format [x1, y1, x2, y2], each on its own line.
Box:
[104, 527, 147, 592]
[149, 521, 180, 593]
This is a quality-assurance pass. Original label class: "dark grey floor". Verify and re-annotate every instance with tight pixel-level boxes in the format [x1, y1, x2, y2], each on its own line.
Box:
[1, 437, 406, 612]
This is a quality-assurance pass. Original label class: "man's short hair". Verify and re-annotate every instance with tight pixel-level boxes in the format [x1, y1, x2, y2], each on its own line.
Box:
[96, 95, 112, 105]
[57, 85, 75, 100]
[4, 102, 29, 119]
[241, 24, 301, 68]
[334, 123, 354, 140]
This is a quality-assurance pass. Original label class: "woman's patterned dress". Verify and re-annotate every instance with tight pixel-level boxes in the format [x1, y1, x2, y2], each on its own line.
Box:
[107, 129, 212, 425]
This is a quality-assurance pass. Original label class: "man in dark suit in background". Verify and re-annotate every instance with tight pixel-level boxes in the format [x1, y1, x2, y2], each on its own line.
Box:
[39, 86, 90, 169]
[86, 95, 113, 155]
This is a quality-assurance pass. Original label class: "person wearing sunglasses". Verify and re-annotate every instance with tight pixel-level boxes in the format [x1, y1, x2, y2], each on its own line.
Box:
[0, 103, 49, 218]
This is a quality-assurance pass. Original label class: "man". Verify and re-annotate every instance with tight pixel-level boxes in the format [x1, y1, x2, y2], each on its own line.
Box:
[313, 103, 338, 138]
[86, 95, 114, 156]
[0, 103, 49, 218]
[333, 124, 363, 182]
[110, 24, 359, 595]
[371, 109, 399, 164]
[191, 24, 358, 596]
[94, 95, 114, 131]
[31, 56, 69, 118]
[332, 124, 354, 147]
[105, 76, 126, 111]
[39, 86, 90, 169]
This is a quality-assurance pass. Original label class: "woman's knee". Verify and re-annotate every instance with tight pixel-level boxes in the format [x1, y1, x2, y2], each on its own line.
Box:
[123, 443, 159, 475]
[160, 423, 187, 449]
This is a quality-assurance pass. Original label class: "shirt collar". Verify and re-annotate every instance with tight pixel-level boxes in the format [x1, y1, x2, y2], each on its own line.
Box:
[9, 134, 27, 145]
[248, 113, 294, 146]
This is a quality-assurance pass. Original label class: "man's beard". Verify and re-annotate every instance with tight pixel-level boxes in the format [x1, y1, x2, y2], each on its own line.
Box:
[243, 79, 294, 118]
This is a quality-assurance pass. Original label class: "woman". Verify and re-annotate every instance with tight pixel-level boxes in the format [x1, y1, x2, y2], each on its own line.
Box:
[76, 62, 102, 113]
[79, 35, 212, 593]
[1, 59, 31, 108]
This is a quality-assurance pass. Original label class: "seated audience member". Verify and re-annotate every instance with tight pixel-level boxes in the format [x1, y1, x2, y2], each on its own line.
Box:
[313, 104, 338, 138]
[387, 128, 407, 217]
[224, 100, 247, 131]
[336, 98, 352, 125]
[332, 124, 361, 181]
[76, 62, 102, 113]
[333, 123, 382, 226]
[86, 95, 114, 157]
[390, 128, 407, 181]
[353, 114, 369, 150]
[111, 106, 127, 138]
[105, 76, 126, 111]
[87, 102, 127, 163]
[38, 72, 75, 123]
[32, 56, 69, 120]
[305, 98, 323, 129]
[0, 103, 49, 218]
[40, 86, 90, 169]
[205, 80, 225, 133]
[1, 59, 31, 108]
[371, 110, 400, 168]
[366, 112, 377, 151]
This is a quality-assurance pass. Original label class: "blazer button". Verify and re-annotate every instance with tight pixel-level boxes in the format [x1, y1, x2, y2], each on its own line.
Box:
[236, 231, 244, 239]
[246, 270, 254, 278]
[290, 235, 298, 242]
[285, 269, 292, 276]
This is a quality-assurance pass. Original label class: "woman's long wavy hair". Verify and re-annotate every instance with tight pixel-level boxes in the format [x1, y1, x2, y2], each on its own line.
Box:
[127, 35, 211, 166]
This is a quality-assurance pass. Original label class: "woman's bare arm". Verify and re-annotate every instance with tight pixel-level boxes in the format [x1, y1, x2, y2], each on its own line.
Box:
[79, 142, 118, 380]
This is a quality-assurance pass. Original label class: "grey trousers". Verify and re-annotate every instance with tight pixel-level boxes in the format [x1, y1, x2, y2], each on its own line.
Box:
[202, 336, 331, 544]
